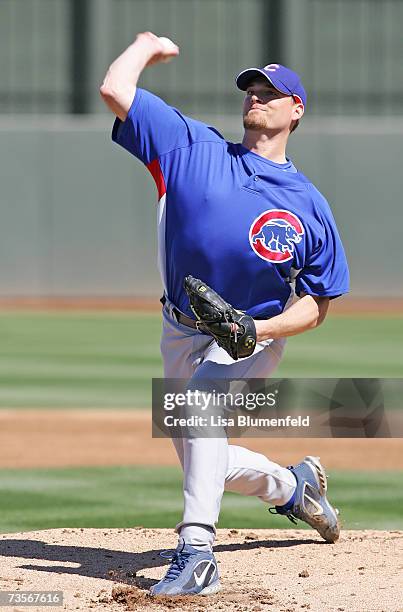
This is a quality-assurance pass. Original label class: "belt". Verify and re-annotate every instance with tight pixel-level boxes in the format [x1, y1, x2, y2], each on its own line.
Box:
[160, 295, 198, 329]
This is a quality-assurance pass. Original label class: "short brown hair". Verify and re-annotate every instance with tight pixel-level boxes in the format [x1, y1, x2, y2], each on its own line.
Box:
[290, 119, 300, 133]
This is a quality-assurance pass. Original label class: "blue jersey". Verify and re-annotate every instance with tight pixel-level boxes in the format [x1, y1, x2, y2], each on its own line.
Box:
[112, 89, 349, 319]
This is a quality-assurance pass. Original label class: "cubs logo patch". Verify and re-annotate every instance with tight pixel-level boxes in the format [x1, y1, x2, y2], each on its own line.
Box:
[249, 209, 304, 263]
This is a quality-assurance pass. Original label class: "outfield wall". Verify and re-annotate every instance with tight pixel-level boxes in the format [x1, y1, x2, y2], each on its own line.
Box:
[1, 116, 402, 297]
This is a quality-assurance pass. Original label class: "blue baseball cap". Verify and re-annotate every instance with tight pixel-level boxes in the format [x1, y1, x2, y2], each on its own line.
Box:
[236, 63, 307, 107]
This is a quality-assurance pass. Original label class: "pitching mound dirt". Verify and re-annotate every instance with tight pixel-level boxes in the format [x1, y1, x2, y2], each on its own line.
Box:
[0, 528, 401, 612]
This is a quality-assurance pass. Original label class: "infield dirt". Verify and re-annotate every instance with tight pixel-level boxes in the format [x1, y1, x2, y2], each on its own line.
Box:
[0, 527, 401, 612]
[1, 410, 403, 470]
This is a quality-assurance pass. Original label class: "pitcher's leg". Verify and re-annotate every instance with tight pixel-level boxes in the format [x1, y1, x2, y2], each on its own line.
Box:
[177, 434, 228, 549]
[225, 444, 296, 505]
[211, 342, 296, 506]
[189, 338, 296, 520]
[176, 339, 286, 547]
[160, 310, 211, 469]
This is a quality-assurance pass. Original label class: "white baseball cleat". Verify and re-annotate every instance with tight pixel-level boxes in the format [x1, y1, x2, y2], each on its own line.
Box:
[150, 537, 220, 596]
[271, 455, 340, 543]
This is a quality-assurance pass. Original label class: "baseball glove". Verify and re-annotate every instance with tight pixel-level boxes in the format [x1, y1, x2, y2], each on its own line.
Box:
[184, 275, 257, 360]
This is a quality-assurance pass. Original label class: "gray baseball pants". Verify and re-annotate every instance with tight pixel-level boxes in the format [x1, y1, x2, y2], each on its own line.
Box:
[161, 297, 296, 548]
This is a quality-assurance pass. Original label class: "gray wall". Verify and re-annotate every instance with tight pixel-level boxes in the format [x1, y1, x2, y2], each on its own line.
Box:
[1, 115, 402, 297]
[0, 117, 158, 296]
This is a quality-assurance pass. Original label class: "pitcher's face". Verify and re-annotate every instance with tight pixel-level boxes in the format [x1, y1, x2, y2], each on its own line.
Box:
[243, 79, 303, 133]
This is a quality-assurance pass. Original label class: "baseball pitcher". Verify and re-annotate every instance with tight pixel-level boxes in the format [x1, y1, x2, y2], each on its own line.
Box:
[100, 32, 349, 596]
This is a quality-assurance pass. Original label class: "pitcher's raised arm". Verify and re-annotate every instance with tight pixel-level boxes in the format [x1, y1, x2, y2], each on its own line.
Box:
[100, 32, 179, 121]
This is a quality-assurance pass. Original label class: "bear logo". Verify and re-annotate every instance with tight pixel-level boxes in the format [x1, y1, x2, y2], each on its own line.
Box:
[249, 209, 304, 263]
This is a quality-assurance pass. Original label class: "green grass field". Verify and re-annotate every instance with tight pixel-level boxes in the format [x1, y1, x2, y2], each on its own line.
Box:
[0, 311, 401, 535]
[0, 465, 402, 533]
[0, 311, 402, 408]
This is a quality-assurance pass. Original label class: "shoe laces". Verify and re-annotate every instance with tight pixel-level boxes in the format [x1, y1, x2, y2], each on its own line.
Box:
[268, 506, 298, 525]
[159, 548, 195, 583]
